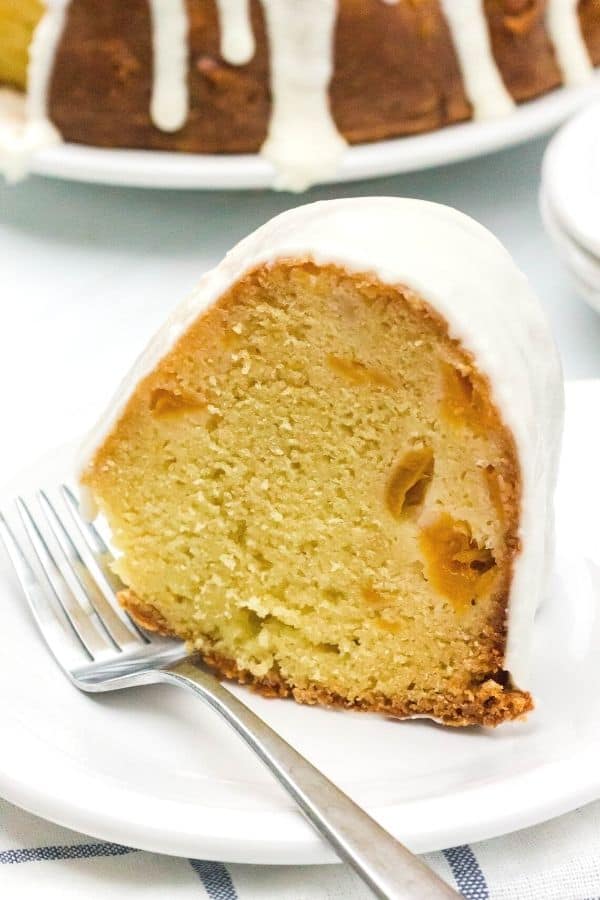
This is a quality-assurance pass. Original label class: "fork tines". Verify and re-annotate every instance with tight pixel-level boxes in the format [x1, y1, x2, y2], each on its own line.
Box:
[0, 485, 151, 673]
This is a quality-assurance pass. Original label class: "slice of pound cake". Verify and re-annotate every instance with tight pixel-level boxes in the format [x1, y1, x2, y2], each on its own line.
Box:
[79, 198, 564, 726]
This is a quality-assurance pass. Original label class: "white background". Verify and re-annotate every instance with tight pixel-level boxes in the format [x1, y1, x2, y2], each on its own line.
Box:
[1, 135, 600, 480]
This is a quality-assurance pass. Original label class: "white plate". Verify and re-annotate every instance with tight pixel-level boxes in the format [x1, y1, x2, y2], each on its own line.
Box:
[540, 186, 600, 315]
[0, 380, 599, 865]
[20, 76, 600, 189]
[542, 100, 600, 259]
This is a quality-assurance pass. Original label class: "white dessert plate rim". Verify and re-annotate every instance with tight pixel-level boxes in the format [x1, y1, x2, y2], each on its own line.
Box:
[6, 75, 600, 190]
[0, 380, 599, 865]
[539, 186, 600, 314]
[542, 98, 600, 258]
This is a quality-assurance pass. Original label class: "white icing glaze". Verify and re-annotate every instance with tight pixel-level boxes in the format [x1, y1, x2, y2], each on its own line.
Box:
[216, 0, 255, 65]
[0, 89, 40, 182]
[546, 0, 593, 86]
[0, 0, 67, 180]
[148, 0, 190, 132]
[259, 0, 346, 192]
[439, 0, 515, 119]
[78, 197, 564, 690]
[26, 0, 69, 122]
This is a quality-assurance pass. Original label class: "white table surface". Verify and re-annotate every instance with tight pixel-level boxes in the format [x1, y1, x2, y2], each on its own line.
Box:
[1, 136, 599, 481]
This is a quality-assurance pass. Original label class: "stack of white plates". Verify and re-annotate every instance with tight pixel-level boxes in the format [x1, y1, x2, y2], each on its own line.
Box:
[541, 102, 600, 314]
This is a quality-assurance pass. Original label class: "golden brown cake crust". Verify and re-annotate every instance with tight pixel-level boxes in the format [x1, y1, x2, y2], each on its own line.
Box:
[201, 650, 533, 727]
[46, 0, 599, 154]
[119, 586, 532, 727]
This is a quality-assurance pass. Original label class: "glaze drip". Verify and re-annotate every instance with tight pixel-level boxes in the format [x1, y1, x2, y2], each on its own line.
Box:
[0, 0, 66, 180]
[259, 0, 346, 192]
[439, 0, 514, 119]
[26, 0, 68, 123]
[546, 0, 593, 86]
[216, 0, 255, 65]
[148, 0, 189, 132]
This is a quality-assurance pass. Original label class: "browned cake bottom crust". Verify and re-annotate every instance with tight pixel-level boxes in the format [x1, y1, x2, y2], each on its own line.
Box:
[119, 589, 533, 727]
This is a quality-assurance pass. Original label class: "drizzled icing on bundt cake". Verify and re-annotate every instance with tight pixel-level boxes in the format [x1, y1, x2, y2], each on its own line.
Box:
[547, 0, 595, 85]
[148, 0, 189, 133]
[439, 0, 514, 119]
[1, 0, 596, 188]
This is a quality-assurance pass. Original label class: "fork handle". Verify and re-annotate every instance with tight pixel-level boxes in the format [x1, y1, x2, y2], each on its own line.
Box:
[160, 657, 459, 900]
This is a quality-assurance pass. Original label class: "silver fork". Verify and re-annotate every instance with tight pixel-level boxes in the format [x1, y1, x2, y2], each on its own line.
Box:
[0, 486, 459, 900]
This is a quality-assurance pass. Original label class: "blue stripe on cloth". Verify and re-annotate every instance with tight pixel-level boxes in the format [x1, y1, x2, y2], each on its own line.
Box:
[0, 843, 137, 865]
[189, 859, 238, 900]
[443, 845, 489, 899]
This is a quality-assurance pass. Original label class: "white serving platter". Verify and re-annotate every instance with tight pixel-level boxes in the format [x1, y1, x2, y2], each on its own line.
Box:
[10, 75, 600, 189]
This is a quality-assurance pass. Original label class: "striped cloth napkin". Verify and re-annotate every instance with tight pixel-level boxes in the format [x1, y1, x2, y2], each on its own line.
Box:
[2, 796, 600, 898]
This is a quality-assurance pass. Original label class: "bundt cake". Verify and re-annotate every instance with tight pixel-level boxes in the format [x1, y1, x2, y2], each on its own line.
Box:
[0, 1, 599, 187]
[78, 197, 564, 726]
